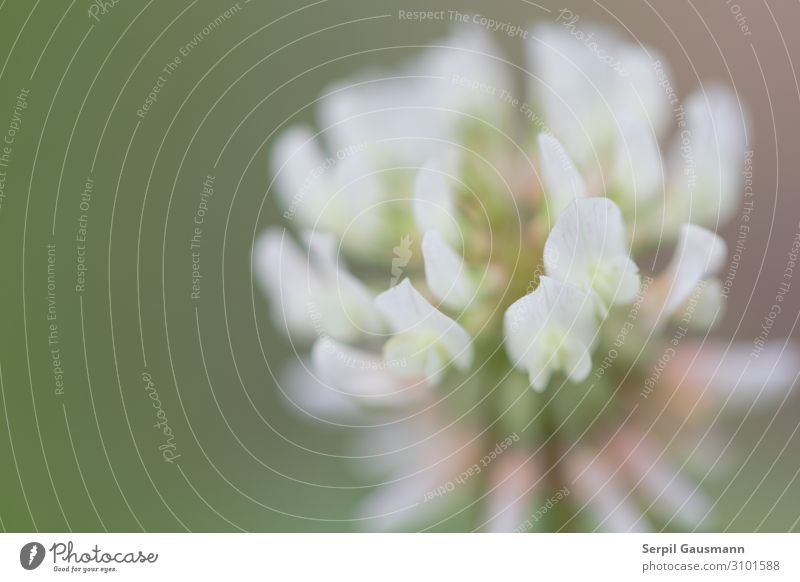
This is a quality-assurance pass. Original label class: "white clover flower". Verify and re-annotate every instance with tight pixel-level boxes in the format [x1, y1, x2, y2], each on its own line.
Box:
[667, 85, 750, 227]
[537, 133, 586, 221]
[544, 197, 641, 313]
[310, 338, 423, 408]
[421, 229, 477, 311]
[319, 28, 511, 168]
[375, 279, 473, 386]
[254, 228, 383, 341]
[610, 112, 664, 206]
[645, 224, 727, 323]
[270, 126, 385, 247]
[255, 24, 783, 533]
[413, 163, 461, 246]
[504, 276, 598, 390]
[528, 23, 673, 167]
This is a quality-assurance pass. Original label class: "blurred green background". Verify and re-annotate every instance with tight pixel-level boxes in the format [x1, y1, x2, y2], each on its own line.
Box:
[1, 0, 799, 532]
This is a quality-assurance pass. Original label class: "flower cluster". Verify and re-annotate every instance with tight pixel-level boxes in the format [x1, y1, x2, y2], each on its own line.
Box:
[255, 24, 795, 531]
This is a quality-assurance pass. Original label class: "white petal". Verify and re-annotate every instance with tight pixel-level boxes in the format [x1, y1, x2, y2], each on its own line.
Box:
[504, 277, 597, 389]
[315, 26, 510, 170]
[677, 277, 725, 330]
[611, 112, 664, 204]
[279, 360, 360, 423]
[564, 450, 649, 532]
[383, 333, 432, 381]
[305, 231, 384, 339]
[528, 25, 672, 166]
[311, 338, 421, 407]
[484, 453, 538, 533]
[650, 224, 727, 318]
[269, 126, 329, 225]
[422, 229, 475, 310]
[422, 347, 445, 388]
[527, 350, 554, 392]
[613, 430, 712, 528]
[375, 279, 474, 372]
[563, 338, 593, 384]
[528, 24, 617, 165]
[356, 418, 481, 531]
[356, 477, 431, 532]
[537, 133, 586, 220]
[375, 278, 435, 332]
[427, 317, 473, 373]
[318, 47, 466, 169]
[614, 43, 673, 138]
[668, 85, 750, 226]
[330, 147, 388, 244]
[544, 198, 640, 308]
[673, 340, 800, 407]
[413, 163, 460, 245]
[253, 228, 315, 338]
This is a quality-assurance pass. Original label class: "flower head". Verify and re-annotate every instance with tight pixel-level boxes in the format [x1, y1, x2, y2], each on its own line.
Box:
[254, 23, 779, 533]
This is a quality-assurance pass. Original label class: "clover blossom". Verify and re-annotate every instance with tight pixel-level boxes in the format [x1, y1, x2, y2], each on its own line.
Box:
[375, 279, 473, 387]
[504, 276, 597, 390]
[255, 24, 796, 532]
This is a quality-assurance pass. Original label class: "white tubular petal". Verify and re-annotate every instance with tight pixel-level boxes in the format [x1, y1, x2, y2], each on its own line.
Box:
[279, 360, 360, 423]
[253, 229, 315, 338]
[686, 85, 748, 163]
[615, 44, 673, 138]
[504, 277, 597, 390]
[611, 112, 663, 204]
[422, 347, 445, 387]
[311, 339, 421, 407]
[269, 126, 328, 225]
[678, 278, 725, 330]
[544, 198, 640, 308]
[318, 79, 434, 166]
[527, 351, 553, 392]
[669, 86, 749, 226]
[357, 475, 435, 532]
[651, 224, 727, 318]
[528, 24, 616, 165]
[383, 333, 431, 381]
[537, 133, 587, 220]
[529, 25, 672, 166]
[564, 451, 649, 532]
[330, 148, 387, 244]
[484, 453, 538, 533]
[375, 278, 436, 332]
[503, 290, 546, 366]
[355, 414, 482, 531]
[613, 430, 712, 528]
[305, 232, 384, 339]
[375, 279, 474, 373]
[415, 28, 512, 128]
[413, 164, 460, 245]
[422, 229, 475, 310]
[691, 86, 749, 225]
[563, 339, 593, 384]
[317, 28, 511, 171]
[546, 197, 627, 273]
[674, 340, 800, 407]
[427, 314, 473, 372]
